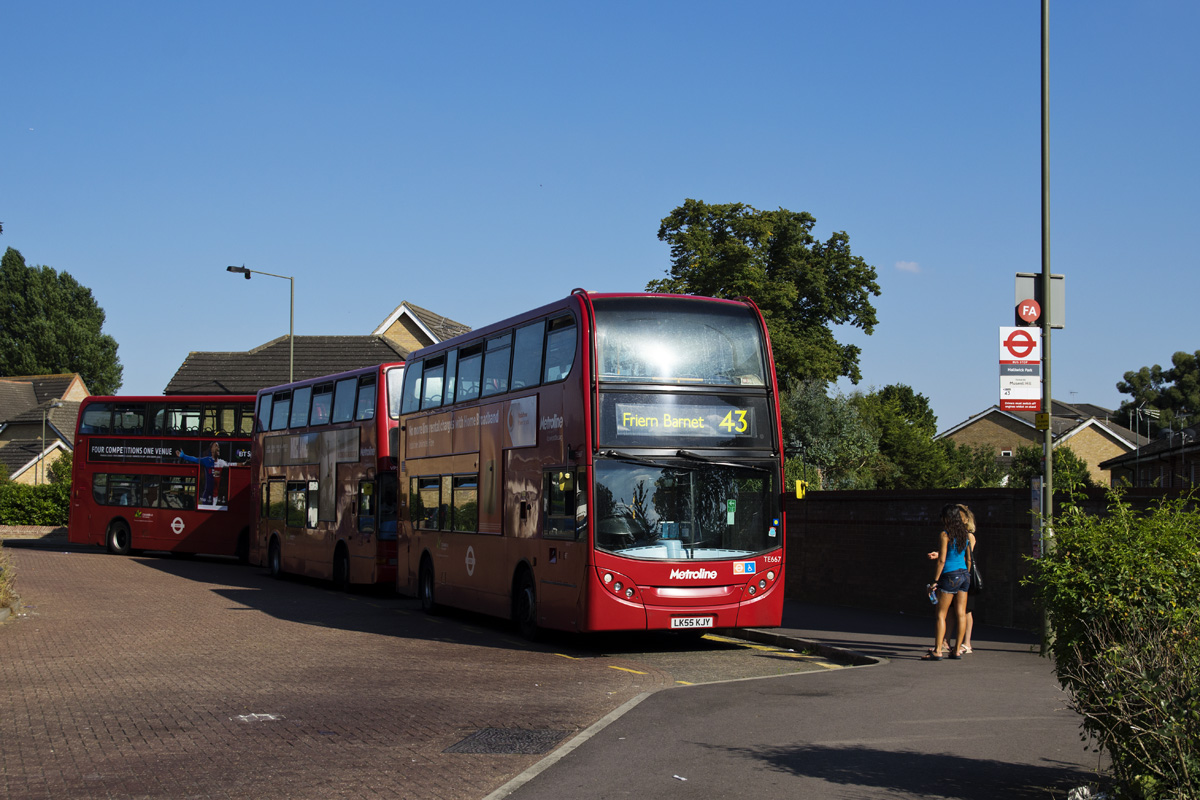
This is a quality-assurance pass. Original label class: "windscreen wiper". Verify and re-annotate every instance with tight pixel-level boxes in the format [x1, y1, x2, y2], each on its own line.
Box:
[675, 450, 770, 472]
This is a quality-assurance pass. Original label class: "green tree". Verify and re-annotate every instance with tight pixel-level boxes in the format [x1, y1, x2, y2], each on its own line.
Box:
[851, 384, 949, 489]
[780, 378, 881, 489]
[1008, 443, 1095, 490]
[0, 247, 122, 394]
[649, 200, 880, 385]
[1116, 350, 1200, 433]
[941, 441, 1004, 488]
[47, 451, 73, 485]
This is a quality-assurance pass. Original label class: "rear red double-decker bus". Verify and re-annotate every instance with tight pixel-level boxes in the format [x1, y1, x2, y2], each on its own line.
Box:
[398, 291, 785, 637]
[248, 363, 404, 589]
[68, 395, 256, 558]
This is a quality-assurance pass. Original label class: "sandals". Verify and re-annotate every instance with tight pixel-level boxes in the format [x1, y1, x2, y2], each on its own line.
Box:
[921, 648, 943, 661]
[960, 645, 973, 654]
[947, 650, 962, 660]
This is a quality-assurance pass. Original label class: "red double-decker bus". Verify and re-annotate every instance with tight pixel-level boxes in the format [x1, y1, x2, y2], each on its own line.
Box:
[68, 395, 256, 558]
[248, 363, 405, 589]
[398, 291, 786, 637]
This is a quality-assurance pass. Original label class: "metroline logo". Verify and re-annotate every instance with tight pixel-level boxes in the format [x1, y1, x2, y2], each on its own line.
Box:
[670, 568, 717, 580]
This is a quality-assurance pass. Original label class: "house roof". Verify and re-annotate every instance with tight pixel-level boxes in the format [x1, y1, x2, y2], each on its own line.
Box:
[936, 400, 1145, 448]
[163, 335, 408, 395]
[1099, 426, 1200, 469]
[372, 301, 472, 344]
[0, 380, 39, 421]
[4, 399, 82, 447]
[0, 374, 85, 404]
[0, 437, 67, 481]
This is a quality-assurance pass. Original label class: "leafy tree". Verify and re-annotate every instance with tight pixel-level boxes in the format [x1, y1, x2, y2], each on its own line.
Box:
[649, 200, 880, 385]
[780, 378, 881, 489]
[47, 451, 73, 485]
[1116, 350, 1200, 433]
[1008, 443, 1095, 490]
[0, 247, 122, 394]
[941, 441, 1004, 488]
[851, 384, 949, 489]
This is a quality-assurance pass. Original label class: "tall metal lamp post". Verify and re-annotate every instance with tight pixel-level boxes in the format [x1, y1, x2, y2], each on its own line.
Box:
[40, 400, 64, 484]
[226, 265, 295, 382]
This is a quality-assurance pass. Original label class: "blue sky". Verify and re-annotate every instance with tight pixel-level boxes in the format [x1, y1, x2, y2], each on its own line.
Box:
[4, 1, 1196, 432]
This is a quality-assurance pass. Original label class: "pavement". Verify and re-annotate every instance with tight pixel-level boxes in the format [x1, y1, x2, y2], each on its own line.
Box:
[2, 540, 1107, 800]
[493, 602, 1108, 800]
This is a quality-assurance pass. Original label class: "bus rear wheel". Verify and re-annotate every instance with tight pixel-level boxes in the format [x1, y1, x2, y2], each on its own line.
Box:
[268, 538, 282, 579]
[106, 521, 131, 556]
[418, 558, 438, 613]
[513, 570, 539, 640]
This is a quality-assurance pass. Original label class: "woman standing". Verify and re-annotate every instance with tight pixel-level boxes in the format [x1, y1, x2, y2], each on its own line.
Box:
[923, 503, 976, 660]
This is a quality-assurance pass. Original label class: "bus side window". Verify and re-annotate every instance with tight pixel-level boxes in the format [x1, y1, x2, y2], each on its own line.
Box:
[332, 377, 357, 423]
[79, 403, 113, 434]
[414, 476, 441, 530]
[265, 480, 286, 519]
[290, 386, 313, 428]
[481, 333, 512, 397]
[256, 395, 273, 434]
[310, 383, 333, 425]
[358, 479, 376, 533]
[543, 315, 577, 383]
[421, 356, 445, 410]
[401, 361, 423, 415]
[270, 391, 292, 431]
[511, 320, 545, 391]
[543, 469, 578, 540]
[455, 344, 483, 404]
[356, 375, 377, 421]
[452, 475, 478, 532]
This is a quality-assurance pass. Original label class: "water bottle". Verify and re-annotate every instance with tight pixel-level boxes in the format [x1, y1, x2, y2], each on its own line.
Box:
[927, 584, 938, 604]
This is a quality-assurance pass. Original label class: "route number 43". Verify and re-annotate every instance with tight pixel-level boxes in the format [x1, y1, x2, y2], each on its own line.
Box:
[719, 409, 749, 434]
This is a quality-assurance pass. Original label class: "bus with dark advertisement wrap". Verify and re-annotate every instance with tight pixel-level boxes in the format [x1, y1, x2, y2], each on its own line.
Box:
[68, 395, 256, 558]
[398, 291, 785, 637]
[249, 363, 405, 589]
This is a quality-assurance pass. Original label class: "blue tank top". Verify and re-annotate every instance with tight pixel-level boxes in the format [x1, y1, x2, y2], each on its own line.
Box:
[944, 537, 968, 573]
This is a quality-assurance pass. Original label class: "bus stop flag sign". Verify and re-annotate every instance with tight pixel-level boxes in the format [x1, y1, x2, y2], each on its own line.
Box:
[999, 327, 1042, 411]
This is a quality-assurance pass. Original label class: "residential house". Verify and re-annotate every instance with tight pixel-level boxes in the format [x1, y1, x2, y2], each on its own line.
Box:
[164, 301, 470, 395]
[935, 400, 1144, 486]
[1099, 426, 1200, 488]
[0, 373, 89, 485]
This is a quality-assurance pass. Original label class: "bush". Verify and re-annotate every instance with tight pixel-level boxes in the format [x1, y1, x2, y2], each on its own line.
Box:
[1028, 491, 1200, 799]
[0, 482, 70, 526]
[0, 544, 17, 613]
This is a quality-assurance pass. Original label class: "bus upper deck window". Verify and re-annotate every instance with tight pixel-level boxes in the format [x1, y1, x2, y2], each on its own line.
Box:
[310, 383, 333, 425]
[421, 356, 445, 410]
[511, 320, 545, 391]
[356, 375, 377, 420]
[543, 315, 577, 383]
[400, 361, 423, 415]
[290, 385, 313, 428]
[455, 344, 484, 403]
[332, 377, 357, 423]
[269, 392, 291, 431]
[481, 333, 512, 397]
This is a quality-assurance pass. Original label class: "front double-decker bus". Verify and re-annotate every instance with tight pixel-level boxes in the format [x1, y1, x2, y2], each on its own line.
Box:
[68, 395, 256, 558]
[398, 291, 785, 637]
[249, 363, 405, 589]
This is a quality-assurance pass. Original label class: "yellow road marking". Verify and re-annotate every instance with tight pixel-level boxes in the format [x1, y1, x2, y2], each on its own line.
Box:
[609, 666, 649, 675]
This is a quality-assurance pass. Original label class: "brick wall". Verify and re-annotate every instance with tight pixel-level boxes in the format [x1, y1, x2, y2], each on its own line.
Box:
[784, 487, 1178, 631]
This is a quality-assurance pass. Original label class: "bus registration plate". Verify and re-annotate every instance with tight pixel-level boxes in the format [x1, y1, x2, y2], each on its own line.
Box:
[670, 616, 714, 629]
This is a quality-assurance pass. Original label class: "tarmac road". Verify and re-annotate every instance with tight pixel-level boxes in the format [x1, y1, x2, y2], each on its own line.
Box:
[1, 544, 1104, 799]
[2, 545, 835, 799]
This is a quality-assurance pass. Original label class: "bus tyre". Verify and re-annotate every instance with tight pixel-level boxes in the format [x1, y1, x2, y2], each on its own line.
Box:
[418, 558, 438, 614]
[333, 547, 350, 592]
[513, 570, 539, 641]
[106, 521, 131, 556]
[268, 538, 282, 579]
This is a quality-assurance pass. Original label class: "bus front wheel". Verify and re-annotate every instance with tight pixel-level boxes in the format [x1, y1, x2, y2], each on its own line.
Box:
[513, 570, 539, 640]
[106, 521, 131, 556]
[418, 558, 438, 614]
[268, 538, 282, 579]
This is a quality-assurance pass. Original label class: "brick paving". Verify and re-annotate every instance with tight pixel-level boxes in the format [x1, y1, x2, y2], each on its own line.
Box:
[0, 548, 672, 800]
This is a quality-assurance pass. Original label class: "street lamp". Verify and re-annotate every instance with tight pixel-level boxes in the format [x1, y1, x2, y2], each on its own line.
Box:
[40, 400, 64, 485]
[227, 265, 295, 382]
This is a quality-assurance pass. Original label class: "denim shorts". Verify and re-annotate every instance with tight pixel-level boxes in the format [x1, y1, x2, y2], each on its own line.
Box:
[938, 569, 970, 594]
